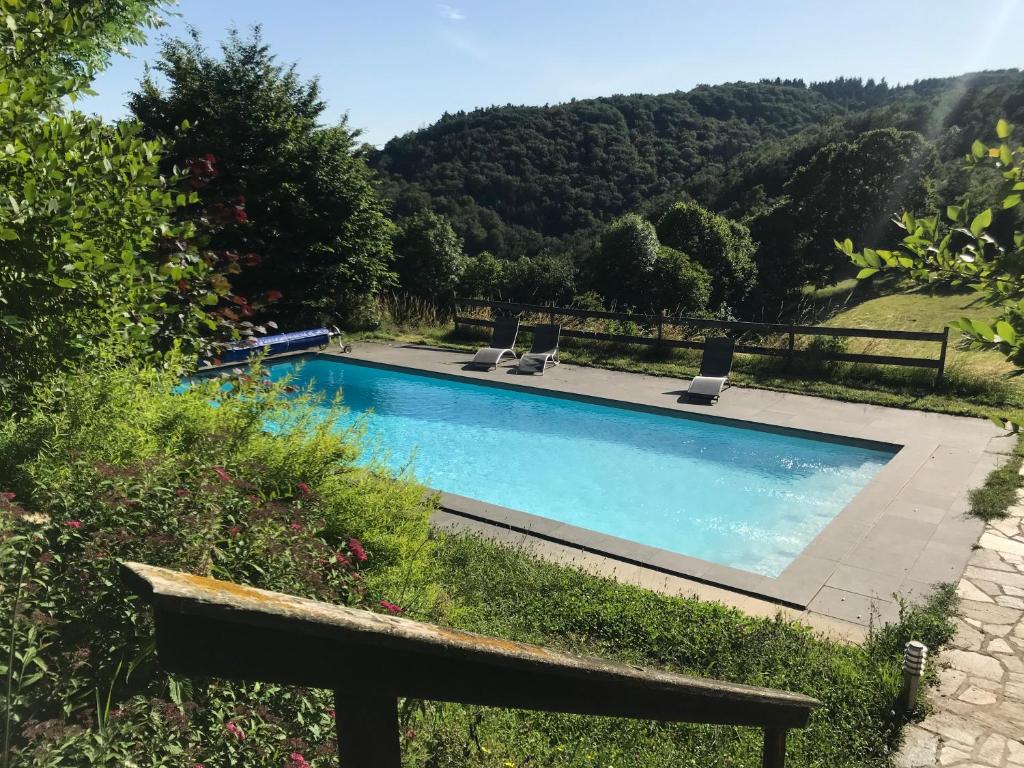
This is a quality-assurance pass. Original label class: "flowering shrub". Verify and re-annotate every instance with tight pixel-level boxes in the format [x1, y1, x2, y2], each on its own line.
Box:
[0, 361, 434, 766]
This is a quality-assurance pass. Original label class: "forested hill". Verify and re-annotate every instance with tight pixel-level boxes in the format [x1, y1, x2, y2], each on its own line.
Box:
[372, 70, 1024, 262]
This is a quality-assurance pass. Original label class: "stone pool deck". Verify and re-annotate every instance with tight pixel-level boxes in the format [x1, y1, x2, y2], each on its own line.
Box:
[325, 343, 1009, 639]
[897, 483, 1024, 768]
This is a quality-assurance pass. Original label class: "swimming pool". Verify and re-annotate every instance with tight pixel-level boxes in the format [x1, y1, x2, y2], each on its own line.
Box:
[268, 357, 895, 578]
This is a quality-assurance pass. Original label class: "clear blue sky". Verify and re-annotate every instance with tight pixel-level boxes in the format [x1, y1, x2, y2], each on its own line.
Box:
[82, 0, 1024, 147]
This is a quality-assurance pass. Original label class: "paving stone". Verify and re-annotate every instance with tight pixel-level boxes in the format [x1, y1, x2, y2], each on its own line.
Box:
[1007, 739, 1024, 764]
[1004, 654, 1024, 674]
[975, 579, 1005, 598]
[996, 595, 1024, 609]
[990, 638, 1014, 655]
[954, 619, 985, 651]
[959, 581, 996, 604]
[936, 668, 968, 697]
[937, 749, 966, 765]
[919, 711, 987, 744]
[959, 685, 998, 705]
[938, 745, 972, 766]
[896, 726, 939, 768]
[978, 733, 1007, 765]
[972, 548, 1019, 572]
[947, 649, 1006, 680]
[1006, 681, 1024, 701]
[967, 565, 1024, 588]
[961, 600, 1023, 626]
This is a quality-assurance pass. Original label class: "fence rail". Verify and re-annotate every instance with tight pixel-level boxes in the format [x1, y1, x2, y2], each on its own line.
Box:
[455, 298, 950, 382]
[123, 561, 820, 768]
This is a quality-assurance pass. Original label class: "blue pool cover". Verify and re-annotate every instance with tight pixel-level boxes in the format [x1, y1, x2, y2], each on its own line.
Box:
[216, 328, 332, 364]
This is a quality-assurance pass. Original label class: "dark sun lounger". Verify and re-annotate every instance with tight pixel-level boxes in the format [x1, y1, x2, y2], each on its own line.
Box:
[686, 337, 735, 402]
[515, 323, 561, 375]
[469, 316, 521, 370]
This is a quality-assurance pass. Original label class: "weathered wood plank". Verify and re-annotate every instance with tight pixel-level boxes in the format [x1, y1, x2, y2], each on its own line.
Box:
[123, 562, 820, 729]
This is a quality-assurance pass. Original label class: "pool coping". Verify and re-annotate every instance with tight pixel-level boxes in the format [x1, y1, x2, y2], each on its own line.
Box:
[251, 345, 1010, 625]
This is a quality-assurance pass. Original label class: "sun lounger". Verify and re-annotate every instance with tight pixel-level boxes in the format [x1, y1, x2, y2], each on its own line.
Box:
[515, 323, 561, 375]
[468, 316, 521, 370]
[686, 337, 735, 402]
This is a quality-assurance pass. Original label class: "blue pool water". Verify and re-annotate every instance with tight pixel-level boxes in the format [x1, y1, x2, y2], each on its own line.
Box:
[267, 358, 894, 577]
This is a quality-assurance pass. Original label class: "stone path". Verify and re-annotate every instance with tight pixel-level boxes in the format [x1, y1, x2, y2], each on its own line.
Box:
[898, 478, 1024, 767]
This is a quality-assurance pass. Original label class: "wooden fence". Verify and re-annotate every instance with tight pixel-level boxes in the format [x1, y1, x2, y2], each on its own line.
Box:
[123, 561, 820, 767]
[455, 298, 950, 383]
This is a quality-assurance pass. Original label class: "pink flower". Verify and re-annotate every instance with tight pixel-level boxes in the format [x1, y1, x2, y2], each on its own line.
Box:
[328, 708, 335, 720]
[225, 721, 245, 740]
[64, 520, 82, 529]
[379, 600, 403, 615]
[334, 552, 350, 566]
[348, 538, 367, 563]
[174, 487, 189, 497]
[0, 491, 15, 502]
[403, 727, 417, 741]
[296, 482, 311, 497]
[212, 466, 232, 483]
[227, 526, 241, 537]
[285, 753, 310, 768]
[290, 522, 303, 531]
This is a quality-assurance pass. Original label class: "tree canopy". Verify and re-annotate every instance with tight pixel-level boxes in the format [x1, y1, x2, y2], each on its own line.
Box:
[130, 27, 395, 326]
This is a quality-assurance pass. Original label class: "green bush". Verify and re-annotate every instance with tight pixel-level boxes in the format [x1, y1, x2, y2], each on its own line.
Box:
[0, 358, 435, 766]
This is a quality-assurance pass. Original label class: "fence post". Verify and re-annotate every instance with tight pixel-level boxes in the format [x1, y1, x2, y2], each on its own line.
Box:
[761, 727, 788, 768]
[548, 303, 555, 326]
[657, 311, 665, 344]
[786, 326, 796, 370]
[936, 326, 949, 385]
[335, 692, 401, 767]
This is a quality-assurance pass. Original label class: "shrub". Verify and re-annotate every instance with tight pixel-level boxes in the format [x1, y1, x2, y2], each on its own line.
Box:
[0, 358, 435, 766]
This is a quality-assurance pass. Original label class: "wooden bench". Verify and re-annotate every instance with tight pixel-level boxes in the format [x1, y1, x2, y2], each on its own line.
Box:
[122, 561, 821, 767]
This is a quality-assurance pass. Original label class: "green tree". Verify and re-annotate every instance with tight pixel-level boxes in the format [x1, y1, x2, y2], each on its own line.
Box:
[393, 211, 467, 300]
[655, 202, 757, 309]
[840, 120, 1024, 426]
[504, 252, 577, 304]
[595, 214, 659, 308]
[458, 251, 507, 299]
[0, 0, 247, 406]
[788, 128, 937, 285]
[650, 246, 712, 315]
[129, 27, 395, 326]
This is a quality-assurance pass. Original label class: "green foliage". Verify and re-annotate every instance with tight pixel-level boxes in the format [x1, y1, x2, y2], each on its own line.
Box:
[787, 128, 937, 285]
[502, 251, 577, 304]
[457, 251, 507, 299]
[129, 27, 395, 326]
[650, 245, 712, 314]
[968, 450, 1024, 521]
[403, 535, 957, 768]
[656, 201, 757, 308]
[0, 358, 435, 766]
[596, 214, 659, 308]
[840, 120, 1024, 426]
[0, 0, 246, 406]
[394, 211, 467, 301]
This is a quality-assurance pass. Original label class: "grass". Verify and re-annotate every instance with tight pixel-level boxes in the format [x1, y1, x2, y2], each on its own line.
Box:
[398, 534, 959, 768]
[969, 446, 1024, 520]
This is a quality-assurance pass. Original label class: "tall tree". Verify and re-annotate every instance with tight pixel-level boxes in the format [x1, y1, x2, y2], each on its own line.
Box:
[130, 27, 394, 326]
[595, 214, 659, 309]
[393, 211, 467, 301]
[784, 128, 938, 285]
[655, 202, 757, 310]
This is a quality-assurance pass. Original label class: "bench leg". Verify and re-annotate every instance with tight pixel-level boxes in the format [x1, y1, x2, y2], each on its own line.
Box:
[335, 691, 401, 767]
[762, 727, 788, 768]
